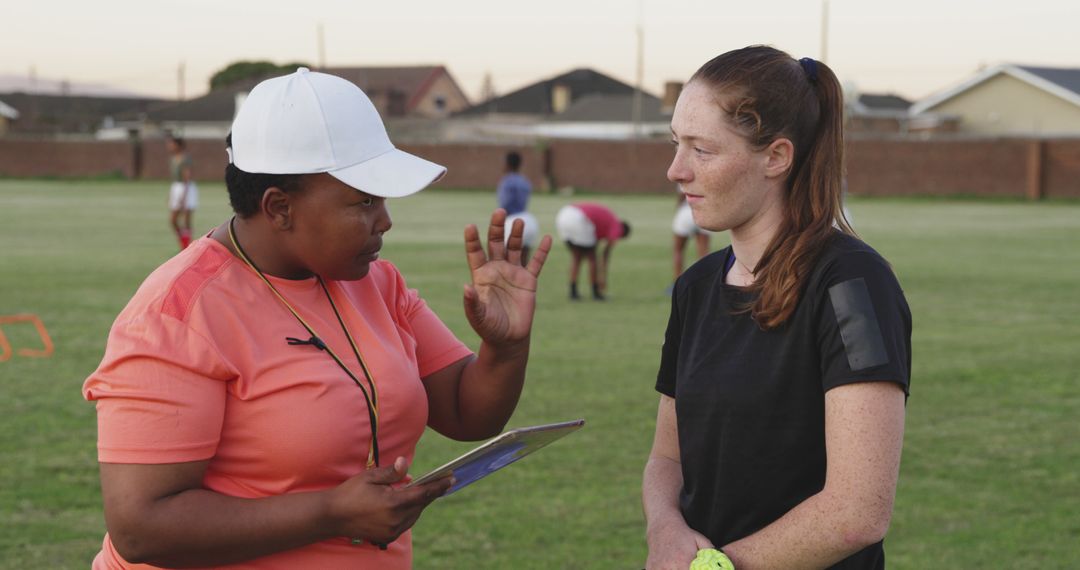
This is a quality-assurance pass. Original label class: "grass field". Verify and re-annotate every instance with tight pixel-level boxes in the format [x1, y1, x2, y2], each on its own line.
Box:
[1, 179, 1077, 569]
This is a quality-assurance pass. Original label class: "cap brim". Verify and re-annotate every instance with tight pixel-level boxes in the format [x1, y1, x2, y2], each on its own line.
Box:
[328, 148, 446, 198]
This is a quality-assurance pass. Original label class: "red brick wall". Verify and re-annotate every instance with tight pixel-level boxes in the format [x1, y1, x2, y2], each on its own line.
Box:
[0, 139, 134, 178]
[2, 137, 1079, 199]
[845, 138, 1031, 198]
[548, 140, 674, 193]
[141, 139, 228, 182]
[398, 144, 544, 190]
[1044, 139, 1080, 198]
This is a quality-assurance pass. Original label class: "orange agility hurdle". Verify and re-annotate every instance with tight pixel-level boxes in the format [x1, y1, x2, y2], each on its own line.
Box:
[0, 314, 55, 362]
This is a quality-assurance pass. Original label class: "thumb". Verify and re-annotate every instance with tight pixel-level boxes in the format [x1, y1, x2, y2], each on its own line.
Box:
[691, 531, 715, 550]
[462, 284, 485, 325]
[367, 456, 409, 485]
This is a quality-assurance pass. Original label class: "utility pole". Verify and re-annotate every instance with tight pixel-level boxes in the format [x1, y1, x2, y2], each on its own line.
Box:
[631, 0, 644, 139]
[178, 61, 186, 101]
[317, 23, 327, 68]
[480, 71, 496, 103]
[820, 0, 830, 63]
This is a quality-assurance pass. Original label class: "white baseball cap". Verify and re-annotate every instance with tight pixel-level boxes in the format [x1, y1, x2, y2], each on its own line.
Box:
[229, 67, 446, 198]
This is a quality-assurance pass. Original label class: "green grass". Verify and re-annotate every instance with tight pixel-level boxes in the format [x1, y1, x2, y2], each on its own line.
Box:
[0, 180, 1077, 569]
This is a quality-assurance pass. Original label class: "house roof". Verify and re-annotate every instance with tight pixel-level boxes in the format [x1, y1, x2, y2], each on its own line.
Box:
[548, 92, 666, 123]
[320, 65, 467, 111]
[0, 99, 18, 120]
[0, 91, 165, 134]
[459, 68, 650, 116]
[857, 93, 911, 111]
[122, 78, 262, 123]
[117, 66, 465, 125]
[910, 64, 1080, 115]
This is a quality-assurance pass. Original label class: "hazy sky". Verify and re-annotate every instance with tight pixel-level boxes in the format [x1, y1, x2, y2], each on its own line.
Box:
[3, 0, 1078, 102]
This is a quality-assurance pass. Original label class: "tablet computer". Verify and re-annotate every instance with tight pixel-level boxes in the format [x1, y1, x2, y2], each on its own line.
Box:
[407, 419, 585, 496]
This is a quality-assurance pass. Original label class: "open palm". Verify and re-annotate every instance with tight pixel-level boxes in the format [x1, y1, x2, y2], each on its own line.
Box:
[462, 209, 552, 345]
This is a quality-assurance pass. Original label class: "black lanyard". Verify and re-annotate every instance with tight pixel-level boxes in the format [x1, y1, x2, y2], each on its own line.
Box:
[228, 218, 381, 467]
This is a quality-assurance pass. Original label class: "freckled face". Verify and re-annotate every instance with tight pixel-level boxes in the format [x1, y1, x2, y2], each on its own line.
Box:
[667, 81, 773, 233]
[287, 174, 392, 281]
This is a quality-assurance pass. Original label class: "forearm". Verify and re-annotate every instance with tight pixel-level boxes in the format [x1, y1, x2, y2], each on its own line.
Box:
[642, 454, 686, 537]
[722, 489, 888, 569]
[110, 487, 336, 567]
[453, 338, 530, 439]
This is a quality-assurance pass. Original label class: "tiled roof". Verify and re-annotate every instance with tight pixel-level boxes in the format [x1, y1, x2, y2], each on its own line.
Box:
[459, 68, 650, 116]
[1016, 66, 1080, 97]
[857, 93, 911, 111]
[549, 92, 665, 122]
[0, 91, 165, 134]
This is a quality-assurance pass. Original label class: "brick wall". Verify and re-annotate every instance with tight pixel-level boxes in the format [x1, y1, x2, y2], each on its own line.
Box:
[548, 140, 674, 193]
[398, 144, 544, 190]
[0, 139, 135, 178]
[845, 138, 1032, 198]
[1, 137, 1078, 198]
[141, 139, 229, 182]
[1043, 139, 1080, 198]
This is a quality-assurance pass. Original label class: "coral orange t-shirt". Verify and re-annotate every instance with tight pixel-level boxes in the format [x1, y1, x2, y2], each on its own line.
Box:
[83, 237, 474, 569]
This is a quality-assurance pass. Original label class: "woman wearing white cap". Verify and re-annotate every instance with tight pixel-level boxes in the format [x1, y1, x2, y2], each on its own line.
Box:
[83, 68, 552, 569]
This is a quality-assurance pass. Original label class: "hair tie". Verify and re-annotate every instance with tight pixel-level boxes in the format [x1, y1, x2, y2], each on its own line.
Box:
[226, 146, 234, 164]
[799, 57, 819, 83]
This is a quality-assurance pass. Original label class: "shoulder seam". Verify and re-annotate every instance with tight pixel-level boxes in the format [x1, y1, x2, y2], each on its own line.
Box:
[158, 248, 234, 323]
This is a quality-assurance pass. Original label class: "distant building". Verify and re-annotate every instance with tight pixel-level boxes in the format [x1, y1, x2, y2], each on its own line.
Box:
[440, 68, 667, 142]
[459, 68, 647, 118]
[99, 65, 470, 141]
[0, 92, 163, 138]
[910, 64, 1080, 136]
[321, 65, 469, 118]
[0, 99, 18, 136]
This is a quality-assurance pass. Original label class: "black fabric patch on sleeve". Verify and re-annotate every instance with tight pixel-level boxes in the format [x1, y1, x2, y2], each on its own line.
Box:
[828, 277, 889, 372]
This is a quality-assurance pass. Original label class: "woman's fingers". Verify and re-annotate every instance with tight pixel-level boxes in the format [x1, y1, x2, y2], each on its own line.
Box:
[505, 217, 524, 266]
[463, 224, 487, 271]
[526, 235, 553, 278]
[486, 209, 508, 261]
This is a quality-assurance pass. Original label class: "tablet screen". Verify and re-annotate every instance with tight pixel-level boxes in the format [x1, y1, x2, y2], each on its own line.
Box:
[407, 419, 585, 496]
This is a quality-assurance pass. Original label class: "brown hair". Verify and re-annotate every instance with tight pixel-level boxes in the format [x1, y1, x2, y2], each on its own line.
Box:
[691, 45, 854, 329]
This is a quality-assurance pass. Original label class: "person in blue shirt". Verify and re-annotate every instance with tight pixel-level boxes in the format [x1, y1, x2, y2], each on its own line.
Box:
[496, 151, 539, 265]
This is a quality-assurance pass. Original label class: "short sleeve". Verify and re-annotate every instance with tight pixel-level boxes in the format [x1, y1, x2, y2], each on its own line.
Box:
[392, 273, 473, 379]
[655, 286, 683, 397]
[816, 252, 912, 394]
[83, 313, 236, 463]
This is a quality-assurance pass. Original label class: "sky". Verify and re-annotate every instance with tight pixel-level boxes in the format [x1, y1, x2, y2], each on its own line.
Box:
[2, 0, 1078, 103]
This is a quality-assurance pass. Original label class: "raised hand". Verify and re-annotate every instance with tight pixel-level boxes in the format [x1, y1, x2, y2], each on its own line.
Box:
[462, 209, 552, 346]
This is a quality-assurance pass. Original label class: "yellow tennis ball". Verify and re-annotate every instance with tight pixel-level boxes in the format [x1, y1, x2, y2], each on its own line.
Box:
[689, 548, 734, 570]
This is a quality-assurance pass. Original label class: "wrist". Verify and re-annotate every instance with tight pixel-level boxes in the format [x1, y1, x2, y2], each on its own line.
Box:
[645, 510, 685, 541]
[481, 336, 530, 359]
[315, 487, 346, 540]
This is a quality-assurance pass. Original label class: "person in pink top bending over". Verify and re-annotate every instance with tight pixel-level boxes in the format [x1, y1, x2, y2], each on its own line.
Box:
[83, 68, 552, 570]
[554, 202, 631, 301]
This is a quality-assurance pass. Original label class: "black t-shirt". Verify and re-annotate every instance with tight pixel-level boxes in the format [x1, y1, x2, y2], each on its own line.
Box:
[656, 232, 911, 569]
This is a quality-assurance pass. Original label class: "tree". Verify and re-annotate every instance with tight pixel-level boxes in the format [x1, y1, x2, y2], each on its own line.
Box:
[209, 61, 311, 91]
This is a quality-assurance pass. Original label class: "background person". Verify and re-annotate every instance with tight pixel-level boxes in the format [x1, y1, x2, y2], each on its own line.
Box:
[553, 202, 630, 301]
[166, 136, 198, 250]
[496, 150, 539, 265]
[83, 68, 552, 570]
[643, 46, 911, 570]
[669, 192, 710, 294]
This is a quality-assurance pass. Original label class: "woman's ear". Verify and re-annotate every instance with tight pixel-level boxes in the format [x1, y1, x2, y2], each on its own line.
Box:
[261, 187, 294, 230]
[763, 138, 795, 179]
